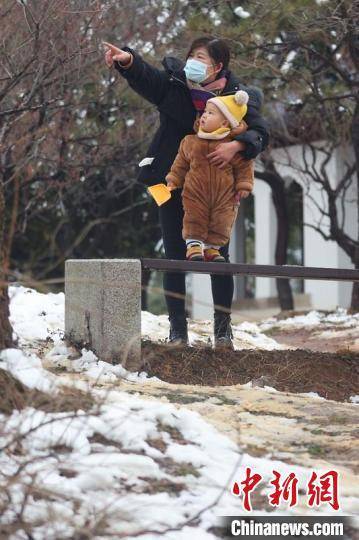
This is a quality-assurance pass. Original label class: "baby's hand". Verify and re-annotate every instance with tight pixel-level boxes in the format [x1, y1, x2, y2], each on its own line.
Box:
[234, 190, 250, 206]
[166, 181, 178, 191]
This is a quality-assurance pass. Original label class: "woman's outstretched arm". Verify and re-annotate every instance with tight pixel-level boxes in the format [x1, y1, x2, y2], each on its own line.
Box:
[104, 42, 169, 106]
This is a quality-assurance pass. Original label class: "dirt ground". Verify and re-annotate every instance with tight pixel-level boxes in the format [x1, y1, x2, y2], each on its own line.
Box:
[264, 325, 359, 353]
[142, 341, 359, 402]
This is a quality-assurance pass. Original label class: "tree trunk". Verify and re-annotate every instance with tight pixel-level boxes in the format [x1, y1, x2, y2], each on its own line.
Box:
[256, 166, 294, 311]
[272, 182, 294, 311]
[350, 102, 359, 311]
[348, 13, 359, 311]
[0, 179, 14, 350]
[276, 276, 294, 311]
[0, 286, 13, 350]
[350, 247, 359, 312]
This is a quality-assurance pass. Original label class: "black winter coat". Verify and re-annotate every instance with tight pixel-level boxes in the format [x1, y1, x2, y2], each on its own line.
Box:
[115, 48, 269, 187]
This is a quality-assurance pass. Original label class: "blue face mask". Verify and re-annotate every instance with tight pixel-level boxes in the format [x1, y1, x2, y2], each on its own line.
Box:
[184, 58, 208, 83]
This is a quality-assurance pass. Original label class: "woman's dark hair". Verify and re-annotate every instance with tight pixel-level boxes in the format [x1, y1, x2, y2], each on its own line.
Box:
[186, 37, 230, 70]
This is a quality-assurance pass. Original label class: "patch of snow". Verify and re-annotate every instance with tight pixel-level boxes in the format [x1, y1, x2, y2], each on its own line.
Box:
[232, 320, 286, 350]
[263, 385, 279, 393]
[349, 395, 359, 404]
[0, 348, 57, 393]
[9, 285, 64, 344]
[234, 6, 251, 18]
[322, 308, 359, 326]
[142, 311, 285, 351]
[281, 50, 297, 73]
[299, 392, 325, 400]
[142, 311, 171, 341]
[260, 308, 359, 331]
[45, 341, 156, 384]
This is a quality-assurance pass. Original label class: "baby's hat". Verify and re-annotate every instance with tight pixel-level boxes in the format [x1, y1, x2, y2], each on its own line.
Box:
[207, 90, 249, 127]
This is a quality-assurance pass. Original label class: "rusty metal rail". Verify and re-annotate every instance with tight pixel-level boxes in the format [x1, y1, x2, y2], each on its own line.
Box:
[141, 258, 359, 282]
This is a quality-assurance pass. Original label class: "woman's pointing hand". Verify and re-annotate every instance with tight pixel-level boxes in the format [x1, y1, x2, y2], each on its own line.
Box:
[103, 42, 132, 68]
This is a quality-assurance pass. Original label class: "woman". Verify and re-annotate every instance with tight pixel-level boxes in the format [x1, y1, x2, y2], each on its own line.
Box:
[104, 37, 268, 348]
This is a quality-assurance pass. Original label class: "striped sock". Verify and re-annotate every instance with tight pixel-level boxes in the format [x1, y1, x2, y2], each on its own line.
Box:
[186, 239, 204, 249]
[204, 243, 220, 250]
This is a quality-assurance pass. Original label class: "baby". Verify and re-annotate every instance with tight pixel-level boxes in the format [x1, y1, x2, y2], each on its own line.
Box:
[166, 91, 254, 262]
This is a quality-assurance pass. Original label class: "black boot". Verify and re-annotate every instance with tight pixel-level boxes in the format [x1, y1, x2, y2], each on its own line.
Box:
[214, 311, 234, 350]
[168, 314, 188, 346]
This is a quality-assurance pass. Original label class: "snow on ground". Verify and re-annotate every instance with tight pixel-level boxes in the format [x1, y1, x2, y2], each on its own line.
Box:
[9, 285, 64, 344]
[259, 308, 359, 355]
[44, 341, 153, 384]
[8, 284, 359, 387]
[0, 348, 57, 393]
[1, 285, 358, 538]
[2, 392, 247, 537]
[142, 311, 286, 350]
[9, 285, 286, 386]
[260, 307, 359, 331]
[3, 383, 348, 539]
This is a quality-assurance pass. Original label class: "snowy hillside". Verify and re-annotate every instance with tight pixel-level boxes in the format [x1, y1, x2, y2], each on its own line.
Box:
[0, 286, 358, 538]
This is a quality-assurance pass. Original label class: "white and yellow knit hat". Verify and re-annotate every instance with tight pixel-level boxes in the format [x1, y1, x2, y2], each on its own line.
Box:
[208, 90, 249, 128]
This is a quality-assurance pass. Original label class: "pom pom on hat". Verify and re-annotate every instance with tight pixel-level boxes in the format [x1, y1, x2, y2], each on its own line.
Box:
[234, 90, 249, 105]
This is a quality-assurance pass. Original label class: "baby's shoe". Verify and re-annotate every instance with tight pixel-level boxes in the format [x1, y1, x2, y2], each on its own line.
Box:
[186, 244, 204, 261]
[204, 247, 225, 262]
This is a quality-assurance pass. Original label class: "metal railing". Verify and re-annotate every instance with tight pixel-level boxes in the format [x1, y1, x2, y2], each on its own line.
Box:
[141, 259, 359, 282]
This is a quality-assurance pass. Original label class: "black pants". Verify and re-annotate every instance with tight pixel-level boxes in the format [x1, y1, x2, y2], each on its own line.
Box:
[158, 189, 234, 318]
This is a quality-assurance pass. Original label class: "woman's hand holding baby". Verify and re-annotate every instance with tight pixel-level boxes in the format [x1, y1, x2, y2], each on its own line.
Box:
[207, 140, 245, 168]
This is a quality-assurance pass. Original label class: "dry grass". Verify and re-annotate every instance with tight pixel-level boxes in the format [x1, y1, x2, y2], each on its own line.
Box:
[0, 368, 96, 415]
[141, 341, 359, 402]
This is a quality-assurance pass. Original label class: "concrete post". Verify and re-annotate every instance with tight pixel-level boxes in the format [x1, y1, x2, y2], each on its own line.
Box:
[65, 259, 141, 371]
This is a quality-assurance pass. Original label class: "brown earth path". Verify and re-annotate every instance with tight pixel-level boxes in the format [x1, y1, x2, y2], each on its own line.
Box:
[265, 325, 359, 354]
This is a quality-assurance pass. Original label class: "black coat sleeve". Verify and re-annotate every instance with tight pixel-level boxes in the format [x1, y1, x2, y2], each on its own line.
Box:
[234, 86, 269, 160]
[114, 47, 170, 106]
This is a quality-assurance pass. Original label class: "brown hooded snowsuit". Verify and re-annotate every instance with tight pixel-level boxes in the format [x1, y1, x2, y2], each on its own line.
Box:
[166, 126, 254, 246]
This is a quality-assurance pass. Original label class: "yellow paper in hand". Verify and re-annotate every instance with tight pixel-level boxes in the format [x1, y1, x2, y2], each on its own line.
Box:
[147, 183, 172, 206]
